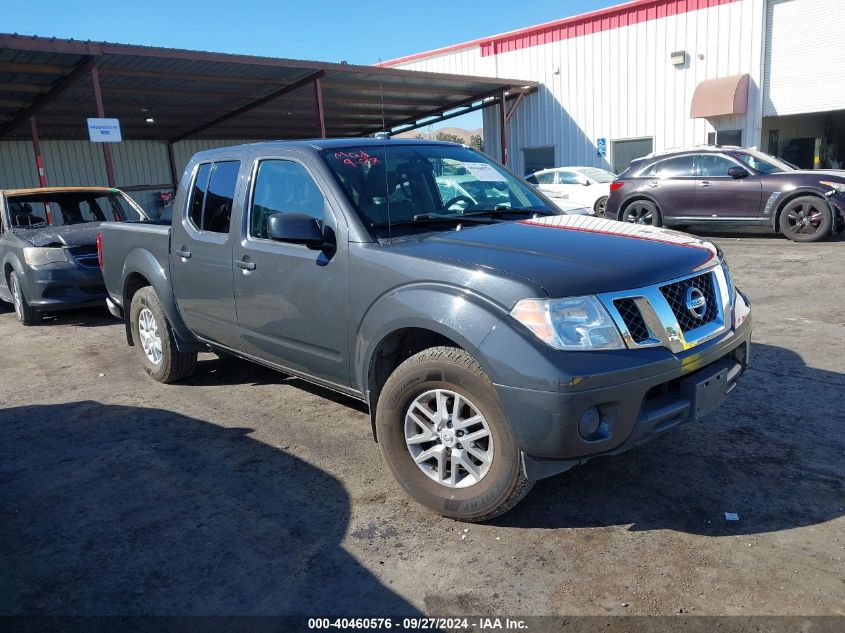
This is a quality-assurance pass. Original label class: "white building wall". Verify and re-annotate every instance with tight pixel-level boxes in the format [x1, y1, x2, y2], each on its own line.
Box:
[393, 0, 767, 176]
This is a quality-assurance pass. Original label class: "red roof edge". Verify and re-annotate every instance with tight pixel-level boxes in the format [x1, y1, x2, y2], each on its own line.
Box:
[379, 0, 739, 66]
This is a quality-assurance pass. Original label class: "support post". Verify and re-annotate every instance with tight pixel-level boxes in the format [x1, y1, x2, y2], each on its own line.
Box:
[313, 76, 326, 138]
[90, 65, 116, 187]
[167, 142, 179, 186]
[29, 115, 46, 187]
[499, 91, 508, 167]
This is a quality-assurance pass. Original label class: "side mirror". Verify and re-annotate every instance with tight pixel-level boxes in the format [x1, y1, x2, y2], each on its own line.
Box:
[727, 166, 750, 179]
[578, 176, 591, 186]
[266, 212, 324, 249]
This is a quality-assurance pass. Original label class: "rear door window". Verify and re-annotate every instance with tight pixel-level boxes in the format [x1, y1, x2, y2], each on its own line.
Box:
[187, 161, 239, 234]
[642, 155, 696, 179]
[188, 163, 212, 229]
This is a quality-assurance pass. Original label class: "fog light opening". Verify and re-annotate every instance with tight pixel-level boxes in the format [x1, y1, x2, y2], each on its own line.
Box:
[578, 407, 602, 440]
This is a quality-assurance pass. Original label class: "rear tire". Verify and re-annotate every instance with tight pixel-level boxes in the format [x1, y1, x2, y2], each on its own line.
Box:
[376, 346, 533, 522]
[9, 271, 42, 326]
[129, 286, 197, 383]
[621, 199, 662, 226]
[594, 196, 609, 217]
[778, 196, 831, 242]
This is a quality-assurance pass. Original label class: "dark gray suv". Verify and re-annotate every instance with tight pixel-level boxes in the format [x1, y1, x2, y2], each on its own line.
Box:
[605, 147, 845, 242]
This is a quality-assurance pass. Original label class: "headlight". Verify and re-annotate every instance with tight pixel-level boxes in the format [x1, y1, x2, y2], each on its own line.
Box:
[511, 295, 625, 351]
[23, 247, 68, 266]
[818, 180, 845, 194]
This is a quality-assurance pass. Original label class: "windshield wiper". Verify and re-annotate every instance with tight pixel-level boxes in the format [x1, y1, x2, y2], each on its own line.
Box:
[462, 206, 551, 217]
[370, 213, 495, 229]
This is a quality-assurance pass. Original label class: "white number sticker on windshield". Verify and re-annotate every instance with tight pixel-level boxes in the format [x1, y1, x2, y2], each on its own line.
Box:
[462, 162, 508, 182]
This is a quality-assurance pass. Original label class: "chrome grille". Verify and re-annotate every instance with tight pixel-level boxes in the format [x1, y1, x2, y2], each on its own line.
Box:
[599, 265, 730, 354]
[613, 298, 650, 343]
[659, 271, 717, 333]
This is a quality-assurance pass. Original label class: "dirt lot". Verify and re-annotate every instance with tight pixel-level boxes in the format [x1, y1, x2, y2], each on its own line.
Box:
[1, 231, 843, 617]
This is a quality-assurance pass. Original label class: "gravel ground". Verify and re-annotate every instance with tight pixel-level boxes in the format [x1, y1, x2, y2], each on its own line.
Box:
[1, 231, 843, 617]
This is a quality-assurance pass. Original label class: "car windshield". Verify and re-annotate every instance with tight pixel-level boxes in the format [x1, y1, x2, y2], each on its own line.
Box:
[320, 143, 555, 235]
[576, 167, 616, 183]
[6, 191, 144, 229]
[734, 150, 794, 174]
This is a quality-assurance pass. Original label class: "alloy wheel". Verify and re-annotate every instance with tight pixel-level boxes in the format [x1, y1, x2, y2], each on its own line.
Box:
[137, 308, 163, 365]
[624, 202, 654, 224]
[404, 388, 494, 489]
[595, 197, 608, 217]
[785, 202, 824, 237]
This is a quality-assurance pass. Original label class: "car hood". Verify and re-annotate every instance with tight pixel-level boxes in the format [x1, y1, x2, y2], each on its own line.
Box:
[14, 222, 104, 247]
[393, 215, 718, 297]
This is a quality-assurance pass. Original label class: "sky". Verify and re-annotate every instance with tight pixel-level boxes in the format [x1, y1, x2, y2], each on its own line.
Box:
[2, 0, 620, 130]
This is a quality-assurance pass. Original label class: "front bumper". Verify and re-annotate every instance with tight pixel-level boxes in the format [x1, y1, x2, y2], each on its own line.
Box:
[485, 295, 752, 481]
[22, 263, 107, 312]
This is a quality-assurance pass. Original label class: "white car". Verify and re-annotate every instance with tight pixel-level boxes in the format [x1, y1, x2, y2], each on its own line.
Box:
[525, 166, 616, 216]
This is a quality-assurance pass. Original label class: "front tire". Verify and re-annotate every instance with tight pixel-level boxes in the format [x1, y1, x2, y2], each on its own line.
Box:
[779, 196, 831, 242]
[129, 286, 197, 383]
[621, 200, 662, 226]
[376, 346, 533, 522]
[9, 271, 42, 326]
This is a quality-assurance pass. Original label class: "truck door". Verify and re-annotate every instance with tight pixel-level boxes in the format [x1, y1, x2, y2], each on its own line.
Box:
[233, 155, 349, 386]
[170, 160, 242, 349]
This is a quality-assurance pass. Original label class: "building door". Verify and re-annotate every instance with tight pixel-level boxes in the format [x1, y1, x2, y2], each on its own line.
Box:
[707, 130, 743, 146]
[612, 137, 653, 173]
[522, 147, 555, 176]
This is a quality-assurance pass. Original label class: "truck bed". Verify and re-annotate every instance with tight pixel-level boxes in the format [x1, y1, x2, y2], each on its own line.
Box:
[99, 221, 171, 309]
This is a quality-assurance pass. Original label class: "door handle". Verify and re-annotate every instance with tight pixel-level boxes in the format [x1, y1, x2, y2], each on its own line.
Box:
[236, 259, 256, 271]
[698, 181, 711, 188]
[175, 249, 191, 259]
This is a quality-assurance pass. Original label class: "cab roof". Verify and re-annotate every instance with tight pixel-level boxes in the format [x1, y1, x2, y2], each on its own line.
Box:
[2, 186, 121, 197]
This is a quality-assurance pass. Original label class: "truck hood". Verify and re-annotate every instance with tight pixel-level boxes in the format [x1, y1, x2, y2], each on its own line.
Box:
[14, 222, 104, 248]
[395, 215, 718, 297]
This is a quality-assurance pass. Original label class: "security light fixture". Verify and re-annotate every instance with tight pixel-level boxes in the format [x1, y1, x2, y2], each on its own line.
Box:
[671, 50, 687, 66]
[145, 117, 155, 124]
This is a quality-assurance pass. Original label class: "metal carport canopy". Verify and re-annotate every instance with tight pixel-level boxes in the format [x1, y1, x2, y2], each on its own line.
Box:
[0, 34, 537, 142]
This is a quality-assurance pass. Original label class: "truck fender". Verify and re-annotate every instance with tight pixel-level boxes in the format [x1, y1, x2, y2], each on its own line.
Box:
[121, 247, 201, 352]
[355, 282, 509, 411]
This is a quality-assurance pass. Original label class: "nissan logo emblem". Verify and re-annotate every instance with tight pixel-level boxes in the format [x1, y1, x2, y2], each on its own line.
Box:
[685, 287, 707, 319]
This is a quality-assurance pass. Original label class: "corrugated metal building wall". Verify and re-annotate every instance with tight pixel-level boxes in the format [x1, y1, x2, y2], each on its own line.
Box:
[763, 0, 845, 117]
[0, 138, 256, 214]
[389, 0, 767, 176]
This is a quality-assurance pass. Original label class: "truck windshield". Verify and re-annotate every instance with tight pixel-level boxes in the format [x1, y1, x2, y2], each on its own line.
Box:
[6, 191, 144, 229]
[320, 144, 555, 235]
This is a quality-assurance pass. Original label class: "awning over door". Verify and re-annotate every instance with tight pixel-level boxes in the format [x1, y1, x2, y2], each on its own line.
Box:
[690, 74, 749, 118]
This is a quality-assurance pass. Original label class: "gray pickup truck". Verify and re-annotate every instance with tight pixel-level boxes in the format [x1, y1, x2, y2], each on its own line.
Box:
[99, 139, 752, 521]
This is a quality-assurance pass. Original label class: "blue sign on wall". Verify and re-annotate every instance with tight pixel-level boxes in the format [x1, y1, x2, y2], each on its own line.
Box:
[597, 137, 607, 157]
